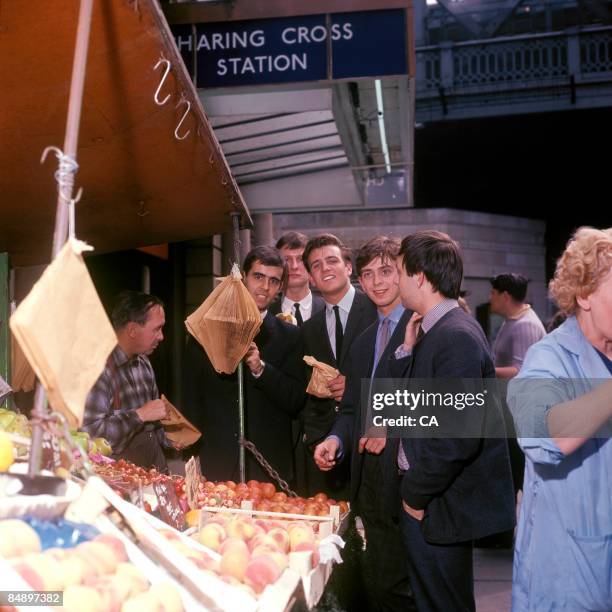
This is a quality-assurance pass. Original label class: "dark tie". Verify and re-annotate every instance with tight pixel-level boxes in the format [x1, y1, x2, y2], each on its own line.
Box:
[333, 305, 343, 361]
[293, 302, 304, 326]
[376, 317, 391, 366]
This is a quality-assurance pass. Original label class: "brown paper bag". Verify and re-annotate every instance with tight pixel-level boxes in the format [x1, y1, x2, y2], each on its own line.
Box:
[304, 355, 340, 399]
[160, 395, 202, 448]
[11, 334, 36, 392]
[185, 263, 261, 374]
[9, 239, 117, 427]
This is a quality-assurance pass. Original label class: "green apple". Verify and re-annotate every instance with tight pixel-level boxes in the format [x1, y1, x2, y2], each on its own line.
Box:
[93, 437, 112, 457]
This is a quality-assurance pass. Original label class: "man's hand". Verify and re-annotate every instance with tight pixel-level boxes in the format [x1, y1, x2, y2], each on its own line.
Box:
[136, 399, 168, 423]
[314, 438, 340, 471]
[244, 342, 264, 376]
[327, 374, 346, 403]
[402, 500, 425, 521]
[358, 436, 386, 455]
[402, 311, 424, 351]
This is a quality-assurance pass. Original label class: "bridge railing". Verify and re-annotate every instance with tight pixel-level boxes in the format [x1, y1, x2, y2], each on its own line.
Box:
[417, 25, 612, 94]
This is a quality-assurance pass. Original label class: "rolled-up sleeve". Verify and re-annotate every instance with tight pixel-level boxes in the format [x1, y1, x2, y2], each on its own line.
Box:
[507, 349, 569, 465]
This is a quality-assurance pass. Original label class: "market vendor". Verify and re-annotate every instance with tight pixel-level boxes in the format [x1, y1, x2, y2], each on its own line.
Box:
[82, 290, 175, 471]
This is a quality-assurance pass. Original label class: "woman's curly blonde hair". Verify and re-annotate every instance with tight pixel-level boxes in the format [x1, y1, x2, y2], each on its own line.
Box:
[549, 227, 612, 316]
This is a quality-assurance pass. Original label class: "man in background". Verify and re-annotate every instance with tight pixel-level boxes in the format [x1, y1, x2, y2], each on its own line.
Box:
[489, 273, 546, 379]
[271, 231, 325, 325]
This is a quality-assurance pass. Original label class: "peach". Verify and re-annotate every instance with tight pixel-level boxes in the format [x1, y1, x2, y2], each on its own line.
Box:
[95, 534, 128, 563]
[62, 585, 104, 612]
[59, 555, 86, 587]
[0, 519, 41, 558]
[11, 561, 44, 590]
[288, 523, 316, 551]
[293, 541, 320, 567]
[248, 533, 281, 553]
[121, 592, 163, 612]
[260, 482, 276, 499]
[115, 562, 149, 596]
[226, 517, 255, 541]
[267, 527, 290, 553]
[76, 541, 119, 575]
[149, 582, 184, 612]
[219, 545, 250, 581]
[197, 523, 226, 551]
[91, 574, 132, 612]
[244, 554, 282, 594]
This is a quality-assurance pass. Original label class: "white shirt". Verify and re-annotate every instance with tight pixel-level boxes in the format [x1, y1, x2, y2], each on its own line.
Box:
[325, 284, 355, 359]
[281, 291, 314, 322]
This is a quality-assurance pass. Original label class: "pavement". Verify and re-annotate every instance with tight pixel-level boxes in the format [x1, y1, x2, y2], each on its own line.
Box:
[474, 547, 513, 612]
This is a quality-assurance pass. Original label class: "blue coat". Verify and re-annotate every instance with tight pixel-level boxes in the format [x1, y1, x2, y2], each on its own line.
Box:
[507, 316, 612, 611]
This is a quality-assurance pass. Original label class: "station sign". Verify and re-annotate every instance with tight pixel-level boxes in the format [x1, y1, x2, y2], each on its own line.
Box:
[173, 9, 408, 88]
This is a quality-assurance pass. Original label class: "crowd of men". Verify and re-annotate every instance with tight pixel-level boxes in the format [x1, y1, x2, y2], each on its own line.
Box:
[83, 229, 552, 612]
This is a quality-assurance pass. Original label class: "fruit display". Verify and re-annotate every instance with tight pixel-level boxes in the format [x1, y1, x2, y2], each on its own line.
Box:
[0, 430, 14, 471]
[0, 518, 184, 612]
[159, 513, 323, 597]
[0, 408, 31, 438]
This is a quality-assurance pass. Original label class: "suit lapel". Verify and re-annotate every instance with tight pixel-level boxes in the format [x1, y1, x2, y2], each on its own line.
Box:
[340, 292, 368, 365]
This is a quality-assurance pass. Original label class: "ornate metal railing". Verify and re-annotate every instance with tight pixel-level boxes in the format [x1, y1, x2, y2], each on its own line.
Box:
[417, 26, 612, 93]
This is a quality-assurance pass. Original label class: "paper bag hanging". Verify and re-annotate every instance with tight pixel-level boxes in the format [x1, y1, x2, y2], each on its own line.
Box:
[9, 239, 117, 427]
[160, 395, 202, 448]
[185, 263, 261, 374]
[304, 355, 340, 399]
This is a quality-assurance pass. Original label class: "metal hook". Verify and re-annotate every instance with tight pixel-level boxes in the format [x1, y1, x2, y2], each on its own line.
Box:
[174, 99, 191, 141]
[221, 176, 228, 186]
[209, 153, 215, 164]
[154, 58, 171, 106]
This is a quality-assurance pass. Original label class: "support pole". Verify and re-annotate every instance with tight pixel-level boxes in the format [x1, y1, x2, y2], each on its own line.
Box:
[29, 0, 94, 477]
[231, 212, 247, 484]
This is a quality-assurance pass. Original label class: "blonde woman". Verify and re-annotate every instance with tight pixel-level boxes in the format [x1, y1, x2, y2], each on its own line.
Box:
[508, 227, 612, 611]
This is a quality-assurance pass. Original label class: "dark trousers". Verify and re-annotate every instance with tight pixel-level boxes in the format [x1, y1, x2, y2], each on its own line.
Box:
[358, 453, 415, 612]
[399, 510, 475, 612]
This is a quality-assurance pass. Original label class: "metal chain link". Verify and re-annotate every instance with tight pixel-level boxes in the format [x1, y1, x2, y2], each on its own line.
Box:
[239, 437, 297, 497]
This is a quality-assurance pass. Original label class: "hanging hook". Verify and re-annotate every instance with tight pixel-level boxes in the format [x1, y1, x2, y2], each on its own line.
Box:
[174, 98, 191, 141]
[209, 153, 214, 164]
[154, 58, 172, 106]
[221, 176, 228, 186]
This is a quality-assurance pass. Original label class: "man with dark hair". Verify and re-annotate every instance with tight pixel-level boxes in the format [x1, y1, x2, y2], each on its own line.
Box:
[314, 236, 415, 611]
[489, 273, 546, 379]
[391, 230, 515, 612]
[183, 246, 305, 484]
[270, 231, 325, 325]
[300, 233, 377, 496]
[83, 291, 174, 470]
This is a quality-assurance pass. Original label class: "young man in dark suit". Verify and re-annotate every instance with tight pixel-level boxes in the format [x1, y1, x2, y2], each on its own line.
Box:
[182, 246, 305, 484]
[391, 230, 515, 612]
[299, 233, 377, 497]
[314, 236, 415, 612]
[269, 231, 325, 325]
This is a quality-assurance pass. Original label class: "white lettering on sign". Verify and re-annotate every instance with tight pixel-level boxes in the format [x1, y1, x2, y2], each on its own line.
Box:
[177, 35, 192, 53]
[196, 30, 265, 51]
[217, 53, 308, 76]
[281, 22, 353, 45]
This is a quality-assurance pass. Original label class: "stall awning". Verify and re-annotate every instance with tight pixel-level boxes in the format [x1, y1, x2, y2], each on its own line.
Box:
[0, 0, 251, 267]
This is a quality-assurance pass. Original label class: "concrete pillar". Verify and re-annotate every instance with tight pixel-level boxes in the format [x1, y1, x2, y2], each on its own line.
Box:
[252, 213, 275, 247]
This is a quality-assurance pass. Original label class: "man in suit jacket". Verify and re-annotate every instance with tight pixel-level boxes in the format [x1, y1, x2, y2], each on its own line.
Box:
[269, 231, 325, 324]
[182, 246, 305, 484]
[299, 233, 377, 497]
[314, 236, 415, 612]
[391, 230, 515, 612]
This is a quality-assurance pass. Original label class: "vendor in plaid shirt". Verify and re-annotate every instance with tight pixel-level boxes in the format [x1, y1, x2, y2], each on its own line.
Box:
[82, 291, 176, 471]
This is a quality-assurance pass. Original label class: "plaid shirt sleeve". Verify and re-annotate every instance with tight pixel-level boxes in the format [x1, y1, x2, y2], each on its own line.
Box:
[81, 366, 144, 455]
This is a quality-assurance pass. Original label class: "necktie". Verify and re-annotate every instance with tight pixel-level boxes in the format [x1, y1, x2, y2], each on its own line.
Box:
[293, 302, 304, 326]
[333, 305, 343, 362]
[376, 317, 391, 366]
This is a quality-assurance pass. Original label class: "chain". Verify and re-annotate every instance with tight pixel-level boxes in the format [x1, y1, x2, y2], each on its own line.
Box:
[239, 437, 297, 497]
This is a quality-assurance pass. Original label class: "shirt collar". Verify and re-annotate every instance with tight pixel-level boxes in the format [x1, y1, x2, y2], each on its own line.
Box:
[260, 310, 268, 321]
[112, 345, 131, 367]
[378, 302, 405, 325]
[282, 291, 313, 311]
[507, 304, 531, 320]
[422, 298, 459, 333]
[325, 284, 355, 315]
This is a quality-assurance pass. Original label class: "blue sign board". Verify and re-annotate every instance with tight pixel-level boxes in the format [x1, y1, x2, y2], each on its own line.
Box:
[172, 9, 408, 88]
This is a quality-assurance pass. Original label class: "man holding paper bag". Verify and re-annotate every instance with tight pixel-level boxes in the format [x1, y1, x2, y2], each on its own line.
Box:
[82, 291, 182, 471]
